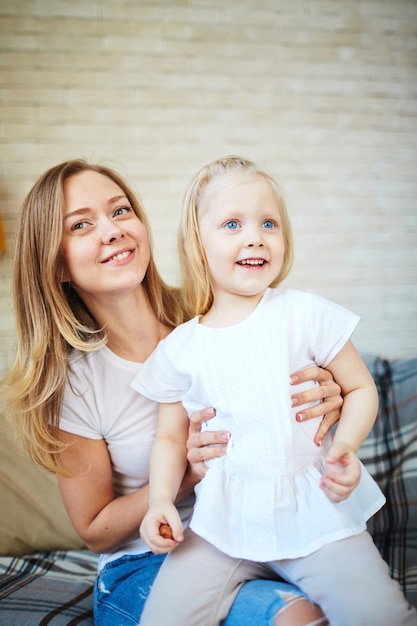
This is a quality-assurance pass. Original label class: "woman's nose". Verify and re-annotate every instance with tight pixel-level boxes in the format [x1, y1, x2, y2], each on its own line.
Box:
[102, 222, 124, 244]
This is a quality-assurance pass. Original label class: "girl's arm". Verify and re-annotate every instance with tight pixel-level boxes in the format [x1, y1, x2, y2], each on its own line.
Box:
[327, 340, 378, 450]
[140, 401, 190, 553]
[319, 340, 379, 503]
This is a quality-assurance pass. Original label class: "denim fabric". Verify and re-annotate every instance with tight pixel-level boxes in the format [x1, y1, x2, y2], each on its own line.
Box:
[226, 579, 308, 626]
[94, 551, 306, 626]
[94, 552, 166, 625]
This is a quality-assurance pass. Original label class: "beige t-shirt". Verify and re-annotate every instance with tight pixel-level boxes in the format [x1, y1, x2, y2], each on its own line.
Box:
[61, 345, 194, 571]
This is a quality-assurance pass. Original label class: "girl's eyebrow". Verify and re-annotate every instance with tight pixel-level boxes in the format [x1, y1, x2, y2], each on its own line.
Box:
[64, 195, 129, 221]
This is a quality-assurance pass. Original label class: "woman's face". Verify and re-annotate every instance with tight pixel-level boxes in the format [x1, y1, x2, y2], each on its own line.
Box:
[62, 170, 151, 303]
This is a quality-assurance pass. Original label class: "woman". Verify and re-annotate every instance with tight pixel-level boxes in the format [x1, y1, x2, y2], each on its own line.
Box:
[2, 159, 342, 625]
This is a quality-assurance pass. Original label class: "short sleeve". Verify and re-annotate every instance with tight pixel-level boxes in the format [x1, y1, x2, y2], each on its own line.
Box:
[131, 337, 191, 403]
[306, 292, 360, 366]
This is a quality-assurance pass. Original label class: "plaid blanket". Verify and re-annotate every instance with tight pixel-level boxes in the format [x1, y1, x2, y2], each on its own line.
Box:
[0, 550, 97, 624]
[359, 355, 417, 609]
[0, 355, 416, 621]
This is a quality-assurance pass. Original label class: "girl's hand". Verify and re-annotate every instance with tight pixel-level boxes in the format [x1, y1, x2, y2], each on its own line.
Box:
[290, 366, 343, 446]
[320, 442, 361, 503]
[186, 408, 230, 479]
[139, 502, 184, 554]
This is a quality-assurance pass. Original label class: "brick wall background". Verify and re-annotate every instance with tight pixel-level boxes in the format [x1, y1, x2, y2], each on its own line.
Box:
[0, 0, 416, 378]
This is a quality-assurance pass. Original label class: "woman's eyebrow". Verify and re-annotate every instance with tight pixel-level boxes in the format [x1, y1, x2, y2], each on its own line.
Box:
[64, 196, 129, 220]
[107, 195, 129, 205]
[64, 207, 91, 221]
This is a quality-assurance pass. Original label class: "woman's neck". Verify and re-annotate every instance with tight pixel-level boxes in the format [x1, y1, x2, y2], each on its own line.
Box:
[84, 287, 171, 362]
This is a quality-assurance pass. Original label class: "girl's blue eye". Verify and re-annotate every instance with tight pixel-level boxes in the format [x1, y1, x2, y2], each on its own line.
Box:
[225, 220, 239, 230]
[263, 220, 275, 229]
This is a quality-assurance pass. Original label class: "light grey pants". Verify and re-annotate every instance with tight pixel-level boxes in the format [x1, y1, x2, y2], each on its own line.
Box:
[139, 528, 417, 626]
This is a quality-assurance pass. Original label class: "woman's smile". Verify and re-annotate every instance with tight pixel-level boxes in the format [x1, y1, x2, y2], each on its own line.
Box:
[101, 247, 135, 264]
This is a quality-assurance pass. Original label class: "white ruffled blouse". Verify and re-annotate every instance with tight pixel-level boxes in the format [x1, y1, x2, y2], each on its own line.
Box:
[131, 288, 385, 562]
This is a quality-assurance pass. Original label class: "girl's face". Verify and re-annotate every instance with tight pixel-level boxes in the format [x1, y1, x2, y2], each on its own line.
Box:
[62, 170, 151, 303]
[198, 173, 285, 309]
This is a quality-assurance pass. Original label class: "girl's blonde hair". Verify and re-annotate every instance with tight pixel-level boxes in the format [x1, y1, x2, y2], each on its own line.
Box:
[179, 155, 294, 317]
[2, 159, 184, 474]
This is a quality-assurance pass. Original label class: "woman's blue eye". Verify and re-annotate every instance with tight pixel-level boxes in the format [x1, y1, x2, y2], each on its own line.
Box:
[263, 220, 275, 229]
[225, 220, 239, 230]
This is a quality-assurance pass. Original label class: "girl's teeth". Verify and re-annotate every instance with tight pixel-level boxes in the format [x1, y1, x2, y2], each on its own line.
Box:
[240, 259, 264, 265]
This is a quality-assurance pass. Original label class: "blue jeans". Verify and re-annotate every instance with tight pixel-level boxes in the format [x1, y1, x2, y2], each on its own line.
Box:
[94, 552, 307, 625]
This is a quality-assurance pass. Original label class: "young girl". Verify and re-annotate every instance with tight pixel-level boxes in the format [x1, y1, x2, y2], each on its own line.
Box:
[1, 159, 343, 626]
[133, 156, 417, 626]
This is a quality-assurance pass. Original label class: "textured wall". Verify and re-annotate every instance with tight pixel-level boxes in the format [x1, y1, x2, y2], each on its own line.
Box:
[0, 0, 416, 378]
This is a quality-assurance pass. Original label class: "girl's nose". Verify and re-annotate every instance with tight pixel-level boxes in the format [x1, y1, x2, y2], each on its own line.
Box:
[246, 229, 264, 247]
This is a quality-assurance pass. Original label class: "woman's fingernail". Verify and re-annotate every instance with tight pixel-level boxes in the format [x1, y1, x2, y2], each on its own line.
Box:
[296, 412, 305, 422]
[206, 407, 215, 417]
[291, 396, 299, 407]
[290, 375, 299, 384]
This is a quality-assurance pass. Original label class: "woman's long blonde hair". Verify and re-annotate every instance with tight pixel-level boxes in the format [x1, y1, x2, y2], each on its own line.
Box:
[1, 159, 185, 474]
[179, 155, 294, 317]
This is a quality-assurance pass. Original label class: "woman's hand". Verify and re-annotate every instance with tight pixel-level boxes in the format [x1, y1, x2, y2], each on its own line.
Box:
[290, 366, 343, 446]
[186, 408, 230, 479]
[187, 367, 343, 478]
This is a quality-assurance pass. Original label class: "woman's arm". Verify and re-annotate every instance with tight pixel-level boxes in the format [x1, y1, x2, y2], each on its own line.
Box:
[58, 431, 150, 554]
[187, 366, 343, 478]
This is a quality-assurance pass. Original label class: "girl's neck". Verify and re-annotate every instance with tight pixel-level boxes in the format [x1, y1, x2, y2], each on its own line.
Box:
[201, 291, 265, 328]
[85, 287, 171, 362]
